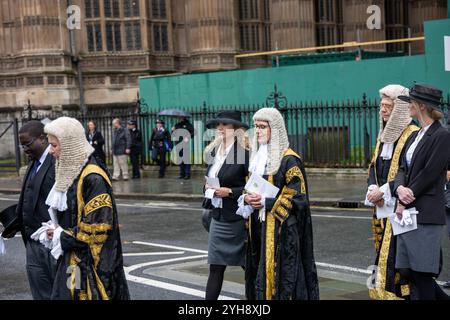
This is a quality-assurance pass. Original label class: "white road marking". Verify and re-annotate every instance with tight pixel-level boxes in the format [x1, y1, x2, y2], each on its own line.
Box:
[123, 251, 185, 257]
[312, 214, 371, 220]
[316, 262, 372, 275]
[0, 197, 18, 201]
[124, 253, 230, 298]
[133, 241, 208, 254]
[1, 196, 371, 219]
[124, 254, 208, 273]
[125, 273, 237, 300]
[117, 203, 203, 211]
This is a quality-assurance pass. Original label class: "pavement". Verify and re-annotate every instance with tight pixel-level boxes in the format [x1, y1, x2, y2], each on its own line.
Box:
[0, 166, 369, 208]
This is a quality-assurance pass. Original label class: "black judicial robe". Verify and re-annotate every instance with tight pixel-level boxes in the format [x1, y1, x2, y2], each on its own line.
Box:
[245, 149, 319, 300]
[51, 157, 130, 300]
[367, 124, 419, 300]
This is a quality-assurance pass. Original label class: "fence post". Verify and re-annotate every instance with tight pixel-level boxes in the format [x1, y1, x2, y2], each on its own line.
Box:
[362, 93, 370, 168]
[13, 118, 21, 175]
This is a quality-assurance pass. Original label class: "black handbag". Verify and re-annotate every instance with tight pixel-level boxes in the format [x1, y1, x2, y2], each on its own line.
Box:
[201, 198, 213, 232]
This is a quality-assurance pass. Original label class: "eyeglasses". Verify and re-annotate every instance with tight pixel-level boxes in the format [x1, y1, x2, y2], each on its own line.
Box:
[21, 137, 37, 150]
[254, 124, 269, 130]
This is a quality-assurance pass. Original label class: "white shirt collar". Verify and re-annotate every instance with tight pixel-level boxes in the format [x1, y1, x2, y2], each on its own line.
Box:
[217, 141, 234, 159]
[249, 144, 268, 176]
[38, 144, 51, 166]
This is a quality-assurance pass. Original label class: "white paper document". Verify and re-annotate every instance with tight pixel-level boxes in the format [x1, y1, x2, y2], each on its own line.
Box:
[389, 208, 419, 236]
[205, 176, 220, 189]
[204, 188, 216, 200]
[244, 174, 280, 198]
[376, 183, 396, 219]
[376, 204, 395, 219]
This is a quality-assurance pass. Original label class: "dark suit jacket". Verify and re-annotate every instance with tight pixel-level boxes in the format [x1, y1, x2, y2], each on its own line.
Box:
[204, 140, 249, 222]
[16, 152, 55, 242]
[394, 121, 450, 224]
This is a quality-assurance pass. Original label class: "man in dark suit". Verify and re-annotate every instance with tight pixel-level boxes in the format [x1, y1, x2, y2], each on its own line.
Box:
[7, 120, 56, 300]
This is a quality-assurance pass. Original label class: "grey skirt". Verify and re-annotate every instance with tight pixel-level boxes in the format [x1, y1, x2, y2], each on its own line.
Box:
[207, 218, 246, 267]
[395, 224, 445, 275]
[446, 210, 450, 237]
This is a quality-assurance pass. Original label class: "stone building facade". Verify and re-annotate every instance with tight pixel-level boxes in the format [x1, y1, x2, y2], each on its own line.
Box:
[0, 0, 447, 113]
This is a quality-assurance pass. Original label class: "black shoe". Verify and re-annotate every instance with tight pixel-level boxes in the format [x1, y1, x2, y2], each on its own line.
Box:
[184, 176, 191, 180]
[158, 175, 164, 179]
[178, 176, 185, 179]
[443, 281, 450, 289]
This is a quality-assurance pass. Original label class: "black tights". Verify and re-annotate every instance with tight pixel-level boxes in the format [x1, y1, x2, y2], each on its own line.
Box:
[205, 264, 226, 300]
[399, 268, 450, 300]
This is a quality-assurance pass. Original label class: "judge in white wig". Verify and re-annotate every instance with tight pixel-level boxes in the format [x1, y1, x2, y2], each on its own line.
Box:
[236, 107, 319, 300]
[366, 85, 419, 300]
[43, 117, 130, 300]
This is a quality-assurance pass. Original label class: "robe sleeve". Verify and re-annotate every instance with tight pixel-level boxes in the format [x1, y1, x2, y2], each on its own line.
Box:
[265, 156, 308, 223]
[60, 173, 113, 253]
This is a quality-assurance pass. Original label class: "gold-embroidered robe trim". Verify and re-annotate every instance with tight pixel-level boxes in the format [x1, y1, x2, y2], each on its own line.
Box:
[76, 232, 108, 245]
[265, 175, 276, 300]
[368, 125, 418, 300]
[74, 164, 113, 300]
[84, 194, 112, 216]
[79, 222, 112, 234]
[285, 166, 302, 185]
[68, 252, 80, 300]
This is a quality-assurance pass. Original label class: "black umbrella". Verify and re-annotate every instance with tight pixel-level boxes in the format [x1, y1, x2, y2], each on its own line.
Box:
[158, 109, 191, 118]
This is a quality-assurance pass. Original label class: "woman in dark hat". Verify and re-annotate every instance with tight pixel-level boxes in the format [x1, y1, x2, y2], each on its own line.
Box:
[203, 110, 250, 300]
[150, 119, 171, 178]
[394, 83, 450, 300]
[86, 120, 106, 165]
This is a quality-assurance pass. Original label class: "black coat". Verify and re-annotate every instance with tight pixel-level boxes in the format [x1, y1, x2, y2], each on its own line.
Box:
[16, 152, 55, 243]
[394, 121, 450, 224]
[150, 128, 171, 151]
[112, 127, 131, 155]
[204, 141, 249, 222]
[129, 128, 142, 154]
[86, 130, 106, 164]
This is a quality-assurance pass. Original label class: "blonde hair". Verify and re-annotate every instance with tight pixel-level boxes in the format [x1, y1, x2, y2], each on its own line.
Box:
[418, 102, 444, 121]
[427, 107, 444, 121]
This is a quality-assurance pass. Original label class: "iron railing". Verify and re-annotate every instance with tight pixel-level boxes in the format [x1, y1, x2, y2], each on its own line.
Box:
[3, 93, 449, 171]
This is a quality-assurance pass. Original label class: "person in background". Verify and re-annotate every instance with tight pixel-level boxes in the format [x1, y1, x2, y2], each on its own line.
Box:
[112, 118, 131, 181]
[394, 83, 450, 300]
[127, 120, 142, 179]
[172, 116, 194, 180]
[150, 119, 171, 179]
[86, 120, 106, 165]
